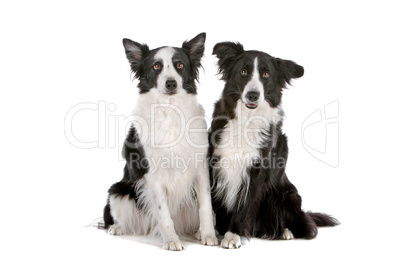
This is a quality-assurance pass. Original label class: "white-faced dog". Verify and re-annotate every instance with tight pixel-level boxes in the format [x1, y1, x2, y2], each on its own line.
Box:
[209, 42, 339, 249]
[103, 33, 218, 251]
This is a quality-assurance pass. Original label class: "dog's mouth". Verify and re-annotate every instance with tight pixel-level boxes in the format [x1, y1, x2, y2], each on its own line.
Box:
[245, 103, 258, 109]
[164, 90, 177, 95]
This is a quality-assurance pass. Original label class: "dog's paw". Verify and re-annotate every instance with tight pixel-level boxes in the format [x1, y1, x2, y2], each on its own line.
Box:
[201, 234, 218, 246]
[281, 228, 294, 240]
[163, 240, 185, 251]
[221, 231, 241, 249]
[107, 225, 123, 235]
[195, 229, 218, 246]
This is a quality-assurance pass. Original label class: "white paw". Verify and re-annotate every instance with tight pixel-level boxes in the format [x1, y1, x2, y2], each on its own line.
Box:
[282, 228, 294, 240]
[108, 225, 123, 235]
[164, 240, 185, 251]
[221, 231, 241, 249]
[201, 234, 218, 246]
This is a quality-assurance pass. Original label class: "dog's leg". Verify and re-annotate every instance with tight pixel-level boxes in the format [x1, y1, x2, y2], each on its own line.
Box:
[221, 231, 241, 249]
[280, 174, 318, 239]
[107, 194, 135, 236]
[195, 166, 218, 246]
[219, 212, 244, 248]
[146, 175, 184, 251]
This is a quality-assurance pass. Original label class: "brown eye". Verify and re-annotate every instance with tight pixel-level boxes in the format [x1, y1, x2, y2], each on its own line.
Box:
[240, 69, 247, 77]
[263, 72, 270, 78]
[153, 63, 161, 70]
[177, 62, 184, 69]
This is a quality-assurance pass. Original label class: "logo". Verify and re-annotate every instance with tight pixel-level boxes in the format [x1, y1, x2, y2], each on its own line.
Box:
[301, 100, 339, 167]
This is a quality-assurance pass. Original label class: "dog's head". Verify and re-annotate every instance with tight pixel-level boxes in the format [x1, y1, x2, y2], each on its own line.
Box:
[123, 33, 206, 95]
[213, 42, 304, 109]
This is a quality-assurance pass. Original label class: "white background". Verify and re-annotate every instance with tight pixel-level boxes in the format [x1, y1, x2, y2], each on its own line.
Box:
[1, 0, 401, 267]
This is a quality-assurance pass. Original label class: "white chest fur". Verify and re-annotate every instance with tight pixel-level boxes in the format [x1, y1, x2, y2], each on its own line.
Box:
[132, 90, 208, 208]
[213, 100, 280, 211]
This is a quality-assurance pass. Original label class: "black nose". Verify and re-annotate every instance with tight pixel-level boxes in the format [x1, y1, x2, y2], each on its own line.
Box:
[245, 91, 260, 102]
[165, 80, 177, 91]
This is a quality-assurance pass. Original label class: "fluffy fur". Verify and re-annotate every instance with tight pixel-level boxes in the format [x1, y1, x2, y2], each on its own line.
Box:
[209, 42, 339, 249]
[103, 33, 218, 251]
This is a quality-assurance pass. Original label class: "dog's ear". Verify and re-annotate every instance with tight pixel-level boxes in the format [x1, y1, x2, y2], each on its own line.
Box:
[213, 42, 244, 81]
[182, 33, 206, 69]
[275, 58, 304, 87]
[122, 38, 149, 78]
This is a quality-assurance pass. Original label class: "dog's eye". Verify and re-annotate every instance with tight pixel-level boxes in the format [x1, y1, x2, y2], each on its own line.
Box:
[263, 72, 270, 78]
[153, 63, 161, 70]
[177, 62, 184, 69]
[240, 69, 247, 77]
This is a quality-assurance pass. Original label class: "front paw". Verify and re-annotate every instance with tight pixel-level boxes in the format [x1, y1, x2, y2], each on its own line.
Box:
[221, 231, 241, 249]
[201, 233, 218, 246]
[164, 240, 185, 251]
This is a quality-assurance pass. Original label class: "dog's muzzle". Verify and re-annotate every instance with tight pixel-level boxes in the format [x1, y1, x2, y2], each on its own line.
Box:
[245, 91, 260, 109]
[165, 79, 177, 94]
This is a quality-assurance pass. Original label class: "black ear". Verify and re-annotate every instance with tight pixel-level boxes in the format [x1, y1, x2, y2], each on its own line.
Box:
[276, 58, 304, 87]
[122, 38, 149, 78]
[182, 33, 206, 69]
[212, 42, 244, 81]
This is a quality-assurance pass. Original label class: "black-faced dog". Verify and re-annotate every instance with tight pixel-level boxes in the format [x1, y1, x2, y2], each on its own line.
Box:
[209, 42, 339, 249]
[103, 33, 218, 251]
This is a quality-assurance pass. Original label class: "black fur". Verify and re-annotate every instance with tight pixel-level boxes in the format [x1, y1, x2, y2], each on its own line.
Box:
[209, 42, 338, 240]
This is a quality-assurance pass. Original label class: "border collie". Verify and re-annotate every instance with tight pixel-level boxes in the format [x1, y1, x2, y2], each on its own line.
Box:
[209, 42, 339, 249]
[103, 33, 218, 251]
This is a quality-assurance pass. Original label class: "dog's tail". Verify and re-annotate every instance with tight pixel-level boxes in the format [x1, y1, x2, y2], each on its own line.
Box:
[307, 212, 340, 227]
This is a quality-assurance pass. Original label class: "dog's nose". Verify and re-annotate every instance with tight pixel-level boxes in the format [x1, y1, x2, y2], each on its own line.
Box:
[165, 80, 177, 91]
[245, 91, 260, 102]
